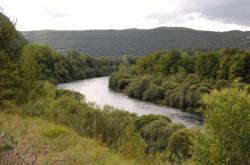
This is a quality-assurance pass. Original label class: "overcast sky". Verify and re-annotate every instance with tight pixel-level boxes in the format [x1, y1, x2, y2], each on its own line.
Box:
[1, 0, 250, 31]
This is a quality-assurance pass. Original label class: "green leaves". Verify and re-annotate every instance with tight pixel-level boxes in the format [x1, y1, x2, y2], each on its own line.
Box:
[192, 87, 250, 165]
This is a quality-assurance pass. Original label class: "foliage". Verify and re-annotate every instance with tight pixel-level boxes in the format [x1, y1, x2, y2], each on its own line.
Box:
[115, 126, 146, 161]
[167, 129, 194, 163]
[143, 84, 165, 102]
[134, 114, 171, 131]
[0, 13, 26, 106]
[21, 44, 119, 84]
[125, 78, 150, 99]
[191, 87, 250, 165]
[109, 48, 250, 112]
[140, 119, 185, 154]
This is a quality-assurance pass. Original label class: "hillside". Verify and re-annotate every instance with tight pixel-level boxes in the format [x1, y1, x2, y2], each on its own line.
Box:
[22, 27, 250, 58]
[0, 113, 137, 165]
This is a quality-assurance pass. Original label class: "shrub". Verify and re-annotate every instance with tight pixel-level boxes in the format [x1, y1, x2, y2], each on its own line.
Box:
[134, 114, 171, 131]
[125, 78, 150, 99]
[140, 119, 185, 153]
[143, 84, 165, 102]
[214, 79, 229, 90]
[115, 126, 146, 161]
[167, 129, 193, 162]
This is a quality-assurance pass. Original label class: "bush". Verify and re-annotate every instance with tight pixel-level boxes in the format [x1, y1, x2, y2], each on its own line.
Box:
[143, 84, 165, 102]
[140, 119, 185, 153]
[214, 79, 229, 90]
[134, 114, 171, 131]
[167, 129, 193, 162]
[125, 78, 150, 99]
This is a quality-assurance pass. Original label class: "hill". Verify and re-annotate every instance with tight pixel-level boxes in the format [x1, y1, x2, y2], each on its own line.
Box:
[22, 27, 250, 58]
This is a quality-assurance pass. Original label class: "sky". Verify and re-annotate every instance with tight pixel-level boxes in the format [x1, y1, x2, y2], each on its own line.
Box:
[1, 0, 250, 31]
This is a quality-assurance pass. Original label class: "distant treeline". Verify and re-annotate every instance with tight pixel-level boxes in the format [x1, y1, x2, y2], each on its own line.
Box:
[22, 44, 119, 84]
[109, 49, 250, 112]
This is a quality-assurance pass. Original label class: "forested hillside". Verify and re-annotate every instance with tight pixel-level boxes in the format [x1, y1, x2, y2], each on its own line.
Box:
[22, 28, 250, 58]
[1, 12, 250, 165]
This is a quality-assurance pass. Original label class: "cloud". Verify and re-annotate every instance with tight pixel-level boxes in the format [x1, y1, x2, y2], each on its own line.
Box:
[147, 0, 250, 27]
[42, 7, 68, 18]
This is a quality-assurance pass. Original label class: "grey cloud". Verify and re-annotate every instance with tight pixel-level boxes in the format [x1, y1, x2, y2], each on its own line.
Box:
[148, 0, 250, 26]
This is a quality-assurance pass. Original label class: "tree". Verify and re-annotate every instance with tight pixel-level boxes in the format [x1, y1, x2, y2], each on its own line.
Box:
[191, 87, 250, 165]
[195, 52, 218, 79]
[0, 13, 26, 105]
[229, 53, 250, 83]
[21, 45, 41, 90]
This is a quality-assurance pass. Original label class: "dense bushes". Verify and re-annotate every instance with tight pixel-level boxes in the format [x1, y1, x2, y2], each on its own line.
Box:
[22, 83, 195, 164]
[24, 86, 136, 146]
[109, 48, 250, 112]
[191, 87, 250, 165]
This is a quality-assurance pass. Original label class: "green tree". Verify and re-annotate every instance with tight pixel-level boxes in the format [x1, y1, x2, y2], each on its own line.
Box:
[21, 45, 41, 90]
[229, 53, 250, 83]
[195, 52, 218, 79]
[191, 87, 250, 165]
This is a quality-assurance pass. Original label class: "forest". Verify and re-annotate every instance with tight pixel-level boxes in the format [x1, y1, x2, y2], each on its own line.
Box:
[109, 49, 250, 112]
[0, 12, 250, 165]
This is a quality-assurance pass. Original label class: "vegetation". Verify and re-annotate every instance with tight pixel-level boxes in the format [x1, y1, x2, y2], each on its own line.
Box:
[21, 44, 118, 84]
[191, 87, 250, 165]
[0, 114, 137, 165]
[109, 49, 250, 112]
[1, 12, 250, 165]
[22, 27, 250, 58]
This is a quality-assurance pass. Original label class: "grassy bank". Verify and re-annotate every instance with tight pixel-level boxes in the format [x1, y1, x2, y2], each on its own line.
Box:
[0, 113, 137, 165]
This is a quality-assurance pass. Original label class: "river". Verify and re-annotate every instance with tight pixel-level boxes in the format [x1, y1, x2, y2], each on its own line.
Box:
[58, 76, 202, 127]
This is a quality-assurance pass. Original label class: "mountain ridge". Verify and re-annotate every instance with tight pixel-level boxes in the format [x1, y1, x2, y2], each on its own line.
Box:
[22, 27, 250, 58]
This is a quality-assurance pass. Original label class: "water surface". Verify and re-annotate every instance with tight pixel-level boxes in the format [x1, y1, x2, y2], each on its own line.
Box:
[58, 77, 202, 127]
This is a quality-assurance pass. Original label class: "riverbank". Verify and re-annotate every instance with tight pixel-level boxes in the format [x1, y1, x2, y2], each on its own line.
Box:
[58, 76, 202, 127]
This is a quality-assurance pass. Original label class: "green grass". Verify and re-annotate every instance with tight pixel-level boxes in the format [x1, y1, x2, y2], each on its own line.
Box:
[0, 113, 137, 165]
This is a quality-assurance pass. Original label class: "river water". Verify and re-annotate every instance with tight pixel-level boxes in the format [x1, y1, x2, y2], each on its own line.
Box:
[58, 77, 202, 127]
